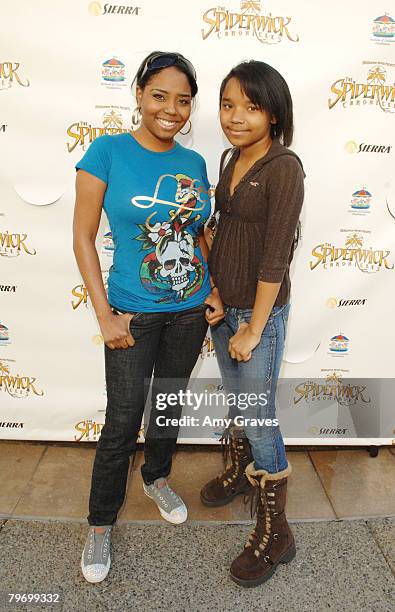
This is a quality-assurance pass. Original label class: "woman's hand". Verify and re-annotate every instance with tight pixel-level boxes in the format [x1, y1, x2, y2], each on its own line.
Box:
[98, 312, 136, 350]
[204, 288, 225, 325]
[229, 322, 261, 362]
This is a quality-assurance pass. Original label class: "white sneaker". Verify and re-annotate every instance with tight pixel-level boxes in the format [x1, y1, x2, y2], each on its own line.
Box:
[81, 526, 112, 583]
[143, 478, 187, 524]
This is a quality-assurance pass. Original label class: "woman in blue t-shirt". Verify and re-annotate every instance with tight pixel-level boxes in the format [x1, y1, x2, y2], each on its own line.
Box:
[73, 51, 224, 583]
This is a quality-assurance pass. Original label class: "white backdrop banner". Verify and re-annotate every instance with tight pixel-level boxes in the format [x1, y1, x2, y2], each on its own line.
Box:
[0, 0, 394, 445]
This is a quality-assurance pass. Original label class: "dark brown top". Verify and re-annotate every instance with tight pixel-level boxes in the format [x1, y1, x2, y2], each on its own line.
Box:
[208, 139, 305, 308]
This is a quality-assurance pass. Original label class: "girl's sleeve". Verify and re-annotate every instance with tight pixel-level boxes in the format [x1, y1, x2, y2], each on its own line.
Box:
[258, 156, 304, 283]
[75, 135, 111, 184]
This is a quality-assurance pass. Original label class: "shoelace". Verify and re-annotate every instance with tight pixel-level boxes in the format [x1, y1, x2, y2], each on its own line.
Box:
[221, 461, 240, 484]
[243, 482, 261, 519]
[220, 426, 249, 468]
[242, 485, 272, 553]
[156, 482, 183, 509]
[220, 427, 232, 465]
[167, 485, 183, 505]
[218, 434, 248, 484]
[86, 529, 110, 563]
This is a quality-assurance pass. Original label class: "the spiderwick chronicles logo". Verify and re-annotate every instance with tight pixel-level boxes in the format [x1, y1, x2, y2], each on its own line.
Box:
[328, 61, 395, 113]
[0, 231, 36, 257]
[293, 372, 371, 407]
[74, 419, 104, 441]
[67, 107, 132, 153]
[0, 62, 30, 91]
[201, 0, 299, 44]
[71, 271, 108, 310]
[0, 360, 44, 398]
[310, 231, 394, 274]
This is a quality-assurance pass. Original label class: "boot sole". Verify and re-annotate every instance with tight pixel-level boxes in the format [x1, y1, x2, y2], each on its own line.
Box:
[200, 484, 251, 508]
[229, 543, 296, 588]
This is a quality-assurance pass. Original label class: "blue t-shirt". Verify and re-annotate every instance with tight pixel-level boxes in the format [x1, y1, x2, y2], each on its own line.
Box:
[76, 133, 212, 312]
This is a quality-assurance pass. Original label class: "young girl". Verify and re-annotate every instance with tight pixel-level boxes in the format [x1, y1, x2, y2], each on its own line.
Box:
[202, 61, 305, 587]
[73, 51, 222, 583]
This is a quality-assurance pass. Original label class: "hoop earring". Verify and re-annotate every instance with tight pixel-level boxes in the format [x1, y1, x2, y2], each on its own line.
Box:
[180, 120, 192, 136]
[132, 106, 142, 126]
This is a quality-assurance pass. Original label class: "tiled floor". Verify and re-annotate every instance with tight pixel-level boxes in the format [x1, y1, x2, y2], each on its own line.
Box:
[0, 442, 394, 522]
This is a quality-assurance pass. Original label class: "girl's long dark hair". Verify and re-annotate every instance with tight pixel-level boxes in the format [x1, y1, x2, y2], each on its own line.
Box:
[220, 61, 294, 146]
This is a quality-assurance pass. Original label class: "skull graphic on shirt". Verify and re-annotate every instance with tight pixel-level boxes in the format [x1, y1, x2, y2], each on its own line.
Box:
[157, 232, 195, 291]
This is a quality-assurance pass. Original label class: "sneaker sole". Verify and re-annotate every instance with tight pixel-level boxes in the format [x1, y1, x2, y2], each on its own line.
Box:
[143, 487, 187, 524]
[80, 551, 111, 584]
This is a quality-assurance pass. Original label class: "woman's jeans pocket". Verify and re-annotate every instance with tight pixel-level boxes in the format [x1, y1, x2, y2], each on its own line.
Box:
[110, 306, 143, 335]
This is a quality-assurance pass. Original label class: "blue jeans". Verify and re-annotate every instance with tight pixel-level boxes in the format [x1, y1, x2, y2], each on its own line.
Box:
[211, 302, 290, 474]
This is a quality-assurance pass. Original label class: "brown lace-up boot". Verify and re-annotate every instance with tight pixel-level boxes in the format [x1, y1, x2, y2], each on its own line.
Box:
[200, 424, 253, 507]
[230, 461, 295, 587]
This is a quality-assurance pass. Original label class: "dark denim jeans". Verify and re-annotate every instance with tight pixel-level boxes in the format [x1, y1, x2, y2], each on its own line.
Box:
[211, 303, 291, 474]
[88, 304, 208, 526]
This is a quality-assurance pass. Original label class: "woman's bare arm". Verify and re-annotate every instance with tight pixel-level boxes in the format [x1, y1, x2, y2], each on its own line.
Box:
[73, 170, 134, 349]
[73, 170, 111, 318]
